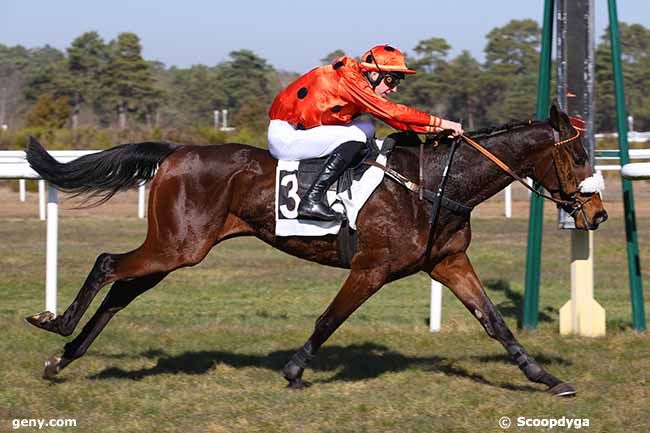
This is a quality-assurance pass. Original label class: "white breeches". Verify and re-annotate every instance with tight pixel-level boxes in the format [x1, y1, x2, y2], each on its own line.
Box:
[267, 119, 375, 160]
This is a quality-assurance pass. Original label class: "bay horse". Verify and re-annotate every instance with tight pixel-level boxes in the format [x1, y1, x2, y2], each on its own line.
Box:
[25, 103, 606, 397]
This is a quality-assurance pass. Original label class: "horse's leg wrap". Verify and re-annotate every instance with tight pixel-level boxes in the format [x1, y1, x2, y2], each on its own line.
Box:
[507, 344, 561, 388]
[283, 341, 314, 386]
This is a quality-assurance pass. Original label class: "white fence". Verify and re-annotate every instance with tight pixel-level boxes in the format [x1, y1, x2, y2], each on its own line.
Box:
[500, 148, 650, 219]
[0, 150, 146, 316]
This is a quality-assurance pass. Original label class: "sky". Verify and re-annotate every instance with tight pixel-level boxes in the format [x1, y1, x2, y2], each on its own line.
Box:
[2, 0, 649, 73]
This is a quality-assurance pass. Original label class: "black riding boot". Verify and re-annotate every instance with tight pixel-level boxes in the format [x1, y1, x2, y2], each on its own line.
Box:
[297, 141, 364, 221]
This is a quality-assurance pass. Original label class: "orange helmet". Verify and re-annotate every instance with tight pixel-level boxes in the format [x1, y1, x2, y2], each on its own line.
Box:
[359, 45, 416, 75]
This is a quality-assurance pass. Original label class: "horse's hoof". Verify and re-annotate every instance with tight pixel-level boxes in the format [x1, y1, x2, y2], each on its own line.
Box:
[43, 355, 62, 380]
[25, 311, 56, 331]
[549, 382, 576, 397]
[286, 378, 311, 390]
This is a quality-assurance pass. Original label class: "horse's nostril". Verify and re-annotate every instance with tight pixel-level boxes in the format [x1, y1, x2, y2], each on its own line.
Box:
[594, 210, 608, 224]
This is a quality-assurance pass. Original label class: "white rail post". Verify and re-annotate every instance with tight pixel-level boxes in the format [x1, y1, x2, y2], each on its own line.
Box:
[45, 183, 58, 315]
[19, 179, 26, 202]
[38, 179, 46, 220]
[222, 109, 228, 130]
[504, 185, 512, 218]
[138, 183, 145, 219]
[430, 279, 442, 332]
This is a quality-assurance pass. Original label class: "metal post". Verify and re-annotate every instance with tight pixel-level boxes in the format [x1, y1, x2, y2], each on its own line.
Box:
[46, 184, 58, 315]
[608, 0, 646, 331]
[555, 0, 605, 336]
[523, 0, 554, 330]
[504, 185, 512, 218]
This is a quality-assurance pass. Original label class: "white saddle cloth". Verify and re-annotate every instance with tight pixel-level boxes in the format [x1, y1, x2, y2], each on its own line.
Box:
[274, 140, 387, 236]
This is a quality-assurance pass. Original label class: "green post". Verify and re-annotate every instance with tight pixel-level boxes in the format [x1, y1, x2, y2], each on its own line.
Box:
[522, 0, 554, 330]
[608, 0, 646, 331]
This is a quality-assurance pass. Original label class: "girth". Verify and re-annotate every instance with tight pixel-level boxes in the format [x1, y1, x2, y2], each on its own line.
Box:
[363, 137, 472, 260]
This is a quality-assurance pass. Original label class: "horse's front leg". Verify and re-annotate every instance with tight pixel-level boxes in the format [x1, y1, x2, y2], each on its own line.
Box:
[283, 267, 389, 388]
[430, 252, 576, 397]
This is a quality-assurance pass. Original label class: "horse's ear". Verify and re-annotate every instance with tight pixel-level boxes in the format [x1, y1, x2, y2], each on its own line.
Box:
[549, 100, 562, 130]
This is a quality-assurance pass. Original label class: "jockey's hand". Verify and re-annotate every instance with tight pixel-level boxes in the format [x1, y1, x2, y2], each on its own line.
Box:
[439, 119, 464, 137]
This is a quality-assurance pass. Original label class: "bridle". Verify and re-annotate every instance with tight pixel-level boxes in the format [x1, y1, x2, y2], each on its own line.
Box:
[460, 126, 595, 217]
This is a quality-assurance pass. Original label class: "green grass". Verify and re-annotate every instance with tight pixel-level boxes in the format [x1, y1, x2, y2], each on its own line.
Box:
[1, 193, 649, 432]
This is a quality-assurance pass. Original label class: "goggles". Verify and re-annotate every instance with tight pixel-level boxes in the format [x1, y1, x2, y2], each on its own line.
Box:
[383, 72, 404, 89]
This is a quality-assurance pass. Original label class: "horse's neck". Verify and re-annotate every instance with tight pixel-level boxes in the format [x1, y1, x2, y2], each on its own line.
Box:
[426, 123, 554, 208]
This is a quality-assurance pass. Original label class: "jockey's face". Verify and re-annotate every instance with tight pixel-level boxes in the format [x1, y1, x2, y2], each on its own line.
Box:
[368, 72, 398, 98]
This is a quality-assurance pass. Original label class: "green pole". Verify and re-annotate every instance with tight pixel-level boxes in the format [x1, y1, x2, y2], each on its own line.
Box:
[608, 0, 646, 331]
[522, 0, 554, 330]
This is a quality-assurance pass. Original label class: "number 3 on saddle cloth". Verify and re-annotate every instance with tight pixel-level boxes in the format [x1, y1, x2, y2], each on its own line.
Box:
[275, 138, 393, 238]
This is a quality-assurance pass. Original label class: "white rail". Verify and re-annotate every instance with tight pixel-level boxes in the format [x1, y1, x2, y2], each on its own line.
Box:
[0, 150, 147, 315]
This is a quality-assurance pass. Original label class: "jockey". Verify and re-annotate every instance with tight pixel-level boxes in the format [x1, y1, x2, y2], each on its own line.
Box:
[268, 44, 463, 221]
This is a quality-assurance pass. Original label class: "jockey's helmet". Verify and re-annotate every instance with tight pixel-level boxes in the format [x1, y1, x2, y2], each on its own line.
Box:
[359, 45, 417, 75]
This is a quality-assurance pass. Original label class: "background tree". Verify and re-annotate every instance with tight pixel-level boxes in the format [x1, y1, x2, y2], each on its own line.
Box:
[106, 32, 162, 128]
[25, 94, 71, 128]
[482, 19, 541, 123]
[215, 49, 278, 126]
[413, 37, 451, 73]
[321, 49, 346, 65]
[66, 32, 111, 126]
[595, 23, 650, 132]
[444, 50, 484, 130]
[393, 37, 451, 118]
[168, 64, 226, 126]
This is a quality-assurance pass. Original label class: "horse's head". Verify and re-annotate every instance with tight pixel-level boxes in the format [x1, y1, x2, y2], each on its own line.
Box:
[531, 103, 608, 230]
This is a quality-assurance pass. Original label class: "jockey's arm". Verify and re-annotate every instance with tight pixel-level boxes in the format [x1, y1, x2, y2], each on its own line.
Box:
[341, 75, 463, 136]
[381, 117, 439, 134]
[341, 77, 439, 129]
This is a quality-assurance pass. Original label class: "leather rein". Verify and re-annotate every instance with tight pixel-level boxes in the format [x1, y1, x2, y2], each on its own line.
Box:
[460, 128, 590, 216]
[368, 126, 590, 217]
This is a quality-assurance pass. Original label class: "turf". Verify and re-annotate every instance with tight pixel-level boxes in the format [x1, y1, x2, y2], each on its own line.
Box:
[0, 182, 649, 433]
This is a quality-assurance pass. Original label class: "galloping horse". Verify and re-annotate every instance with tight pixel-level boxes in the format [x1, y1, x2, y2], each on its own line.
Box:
[25, 103, 606, 396]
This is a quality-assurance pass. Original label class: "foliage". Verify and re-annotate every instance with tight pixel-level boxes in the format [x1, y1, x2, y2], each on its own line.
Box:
[2, 20, 650, 136]
[596, 23, 650, 132]
[321, 49, 346, 65]
[106, 33, 164, 127]
[25, 94, 72, 129]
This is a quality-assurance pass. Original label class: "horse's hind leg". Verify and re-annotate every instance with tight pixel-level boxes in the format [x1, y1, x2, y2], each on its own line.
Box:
[429, 252, 576, 397]
[42, 272, 168, 379]
[27, 252, 130, 336]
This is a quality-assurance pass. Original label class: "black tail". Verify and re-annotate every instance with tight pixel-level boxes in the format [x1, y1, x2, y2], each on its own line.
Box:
[26, 136, 181, 206]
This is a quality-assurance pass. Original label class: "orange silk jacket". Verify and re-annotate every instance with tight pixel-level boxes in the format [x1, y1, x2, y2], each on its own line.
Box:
[268, 56, 441, 133]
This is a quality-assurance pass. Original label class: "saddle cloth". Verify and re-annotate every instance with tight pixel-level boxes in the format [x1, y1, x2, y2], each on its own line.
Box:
[275, 140, 387, 236]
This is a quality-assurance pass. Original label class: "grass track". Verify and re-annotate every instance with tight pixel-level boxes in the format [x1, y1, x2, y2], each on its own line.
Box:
[1, 183, 649, 433]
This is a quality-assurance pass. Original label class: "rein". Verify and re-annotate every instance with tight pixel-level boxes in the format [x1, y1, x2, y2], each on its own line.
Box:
[460, 130, 581, 209]
[364, 125, 591, 260]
